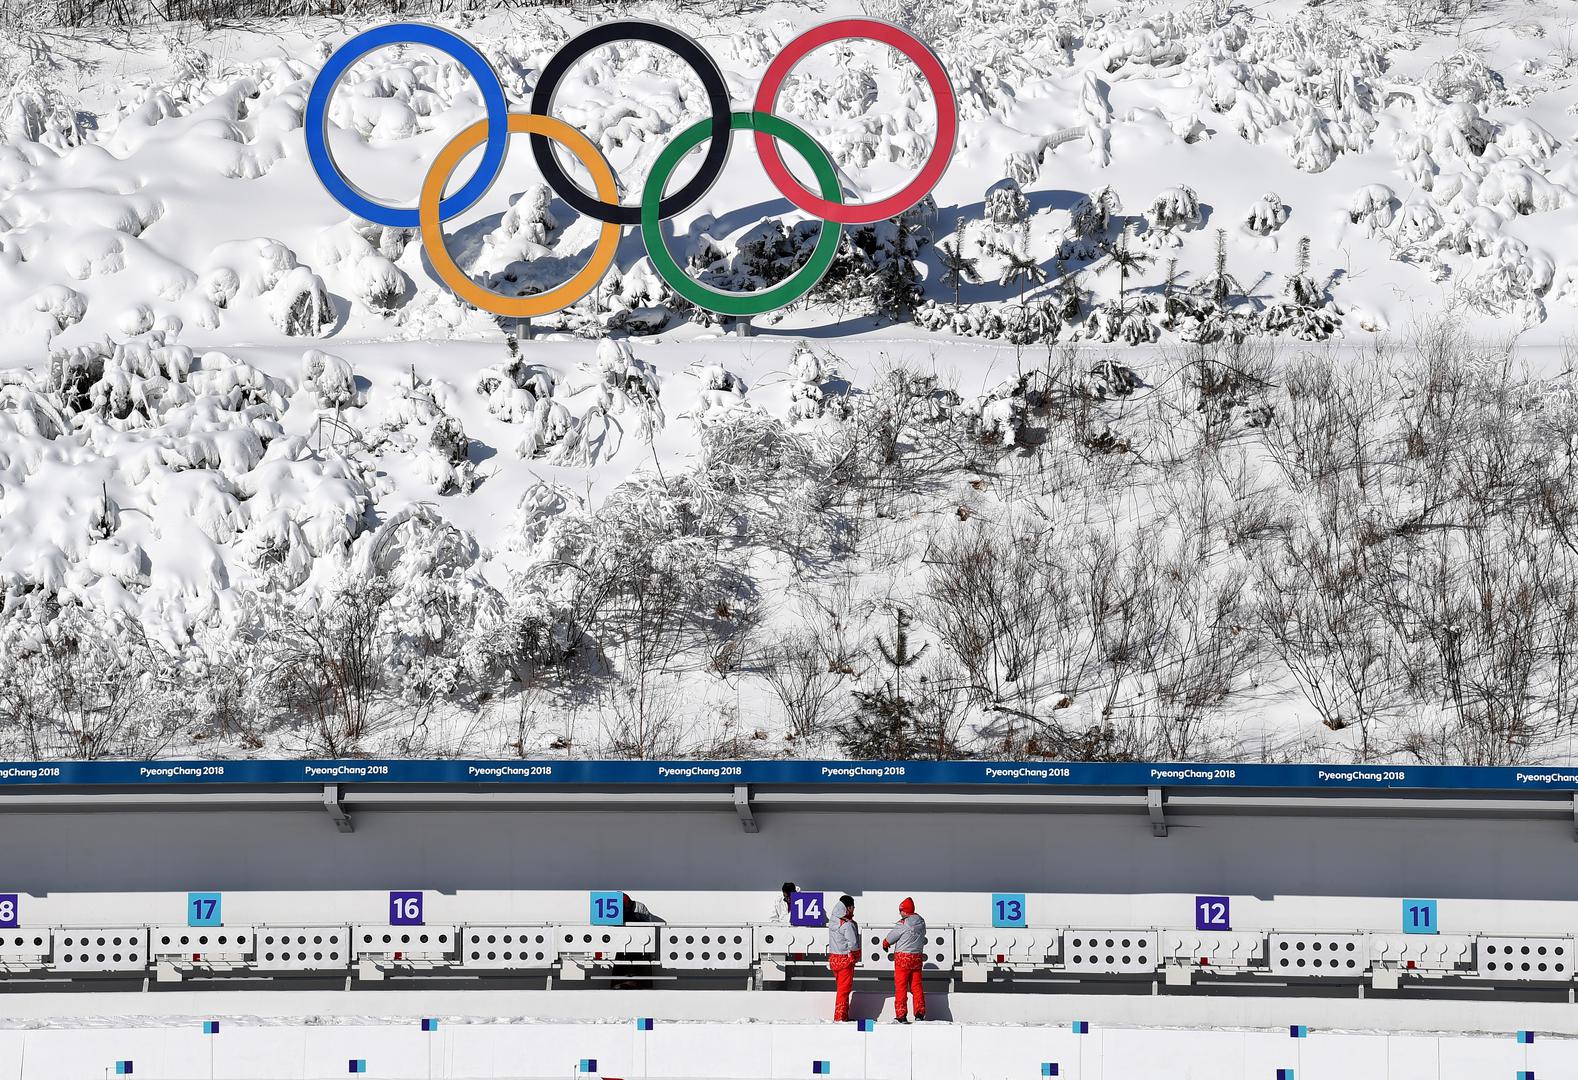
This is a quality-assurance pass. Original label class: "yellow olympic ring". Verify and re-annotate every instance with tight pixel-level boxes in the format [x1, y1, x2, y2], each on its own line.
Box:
[418, 114, 622, 319]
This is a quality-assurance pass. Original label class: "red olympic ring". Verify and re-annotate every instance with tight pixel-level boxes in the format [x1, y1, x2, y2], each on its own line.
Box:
[752, 18, 958, 227]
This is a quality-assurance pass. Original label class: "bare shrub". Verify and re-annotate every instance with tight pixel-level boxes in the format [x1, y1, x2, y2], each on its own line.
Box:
[261, 577, 394, 755]
[759, 630, 850, 745]
[596, 673, 685, 760]
[0, 606, 181, 758]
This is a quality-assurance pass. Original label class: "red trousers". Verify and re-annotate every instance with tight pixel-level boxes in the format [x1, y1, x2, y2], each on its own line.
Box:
[893, 953, 925, 1018]
[829, 952, 858, 1021]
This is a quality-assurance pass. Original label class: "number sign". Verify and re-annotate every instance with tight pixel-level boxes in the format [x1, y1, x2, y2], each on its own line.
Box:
[389, 891, 424, 926]
[789, 891, 825, 927]
[1403, 898, 1438, 935]
[1196, 895, 1231, 931]
[992, 893, 1027, 928]
[591, 891, 625, 925]
[188, 892, 221, 927]
[0, 894, 16, 928]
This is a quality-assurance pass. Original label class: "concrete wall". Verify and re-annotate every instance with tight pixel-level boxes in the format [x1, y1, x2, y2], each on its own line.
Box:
[1, 802, 1575, 931]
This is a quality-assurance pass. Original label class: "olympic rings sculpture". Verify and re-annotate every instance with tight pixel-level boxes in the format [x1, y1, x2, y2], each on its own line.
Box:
[304, 19, 958, 318]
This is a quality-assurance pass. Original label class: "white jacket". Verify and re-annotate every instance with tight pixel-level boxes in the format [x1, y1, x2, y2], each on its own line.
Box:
[826, 899, 860, 955]
[883, 913, 927, 954]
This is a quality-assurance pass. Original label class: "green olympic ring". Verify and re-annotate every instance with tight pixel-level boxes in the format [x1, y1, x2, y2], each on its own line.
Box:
[641, 111, 844, 317]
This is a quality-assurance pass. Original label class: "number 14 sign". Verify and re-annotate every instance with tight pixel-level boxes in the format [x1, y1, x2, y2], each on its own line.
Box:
[788, 892, 825, 927]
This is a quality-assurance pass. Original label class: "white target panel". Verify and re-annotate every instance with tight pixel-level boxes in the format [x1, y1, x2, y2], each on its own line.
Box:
[955, 927, 1062, 964]
[150, 926, 254, 962]
[1368, 934, 1472, 973]
[1160, 930, 1266, 970]
[660, 926, 753, 969]
[462, 926, 558, 969]
[352, 924, 456, 962]
[753, 925, 824, 957]
[1061, 930, 1157, 973]
[0, 930, 50, 969]
[51, 928, 148, 972]
[556, 924, 658, 956]
[858, 928, 955, 972]
[252, 927, 349, 970]
[1476, 936, 1573, 981]
[1267, 933, 1366, 975]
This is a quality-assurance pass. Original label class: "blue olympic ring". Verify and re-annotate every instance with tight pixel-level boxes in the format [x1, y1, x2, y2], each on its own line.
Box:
[304, 23, 510, 229]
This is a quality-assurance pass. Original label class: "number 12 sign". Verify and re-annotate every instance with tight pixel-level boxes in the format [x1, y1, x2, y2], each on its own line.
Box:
[789, 891, 824, 927]
[1196, 896, 1231, 931]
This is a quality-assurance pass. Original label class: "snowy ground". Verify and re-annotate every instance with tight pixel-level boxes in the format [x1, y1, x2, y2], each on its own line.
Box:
[1, 1005, 1573, 1080]
[2, 0, 1578, 763]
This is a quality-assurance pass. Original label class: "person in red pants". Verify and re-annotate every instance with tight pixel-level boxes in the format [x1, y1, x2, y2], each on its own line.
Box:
[881, 897, 927, 1023]
[826, 895, 860, 1021]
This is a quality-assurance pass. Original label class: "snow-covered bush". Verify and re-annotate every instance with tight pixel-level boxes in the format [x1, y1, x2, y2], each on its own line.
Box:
[1145, 185, 1202, 245]
[300, 349, 356, 410]
[201, 266, 240, 308]
[1069, 185, 1122, 241]
[268, 267, 335, 336]
[423, 414, 478, 495]
[984, 177, 1030, 227]
[29, 284, 87, 335]
[1348, 184, 1398, 234]
[115, 304, 155, 336]
[351, 252, 404, 311]
[1245, 192, 1287, 235]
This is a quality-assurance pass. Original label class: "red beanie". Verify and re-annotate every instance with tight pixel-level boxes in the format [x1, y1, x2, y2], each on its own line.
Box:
[899, 897, 915, 915]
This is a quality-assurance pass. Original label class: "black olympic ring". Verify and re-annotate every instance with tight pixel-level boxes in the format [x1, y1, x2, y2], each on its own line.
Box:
[529, 20, 733, 227]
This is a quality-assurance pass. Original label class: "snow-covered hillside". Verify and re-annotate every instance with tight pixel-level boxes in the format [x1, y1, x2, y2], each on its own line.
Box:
[2, 0, 1577, 764]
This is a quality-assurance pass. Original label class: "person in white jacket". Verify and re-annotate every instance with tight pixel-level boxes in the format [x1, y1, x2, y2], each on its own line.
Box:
[826, 895, 860, 1021]
[881, 897, 927, 1022]
[770, 882, 797, 922]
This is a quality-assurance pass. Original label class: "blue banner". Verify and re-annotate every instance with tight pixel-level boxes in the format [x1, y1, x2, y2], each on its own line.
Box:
[0, 759, 1574, 791]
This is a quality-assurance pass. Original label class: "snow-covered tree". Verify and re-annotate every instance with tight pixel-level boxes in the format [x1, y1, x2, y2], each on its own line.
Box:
[1262, 237, 1341, 340]
[268, 267, 335, 337]
[937, 218, 982, 310]
[1145, 185, 1202, 244]
[1244, 192, 1288, 236]
[985, 177, 1030, 228]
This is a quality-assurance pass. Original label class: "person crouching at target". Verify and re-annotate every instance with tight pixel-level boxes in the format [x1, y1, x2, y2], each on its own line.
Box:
[881, 897, 927, 1023]
[826, 894, 860, 1021]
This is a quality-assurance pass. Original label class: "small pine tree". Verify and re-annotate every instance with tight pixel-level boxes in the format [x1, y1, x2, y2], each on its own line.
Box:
[1262, 235, 1341, 340]
[998, 225, 1048, 304]
[1287, 236, 1321, 306]
[1200, 228, 1244, 310]
[937, 217, 982, 310]
[836, 608, 929, 759]
[1053, 259, 1084, 322]
[1099, 223, 1156, 301]
[870, 216, 925, 322]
